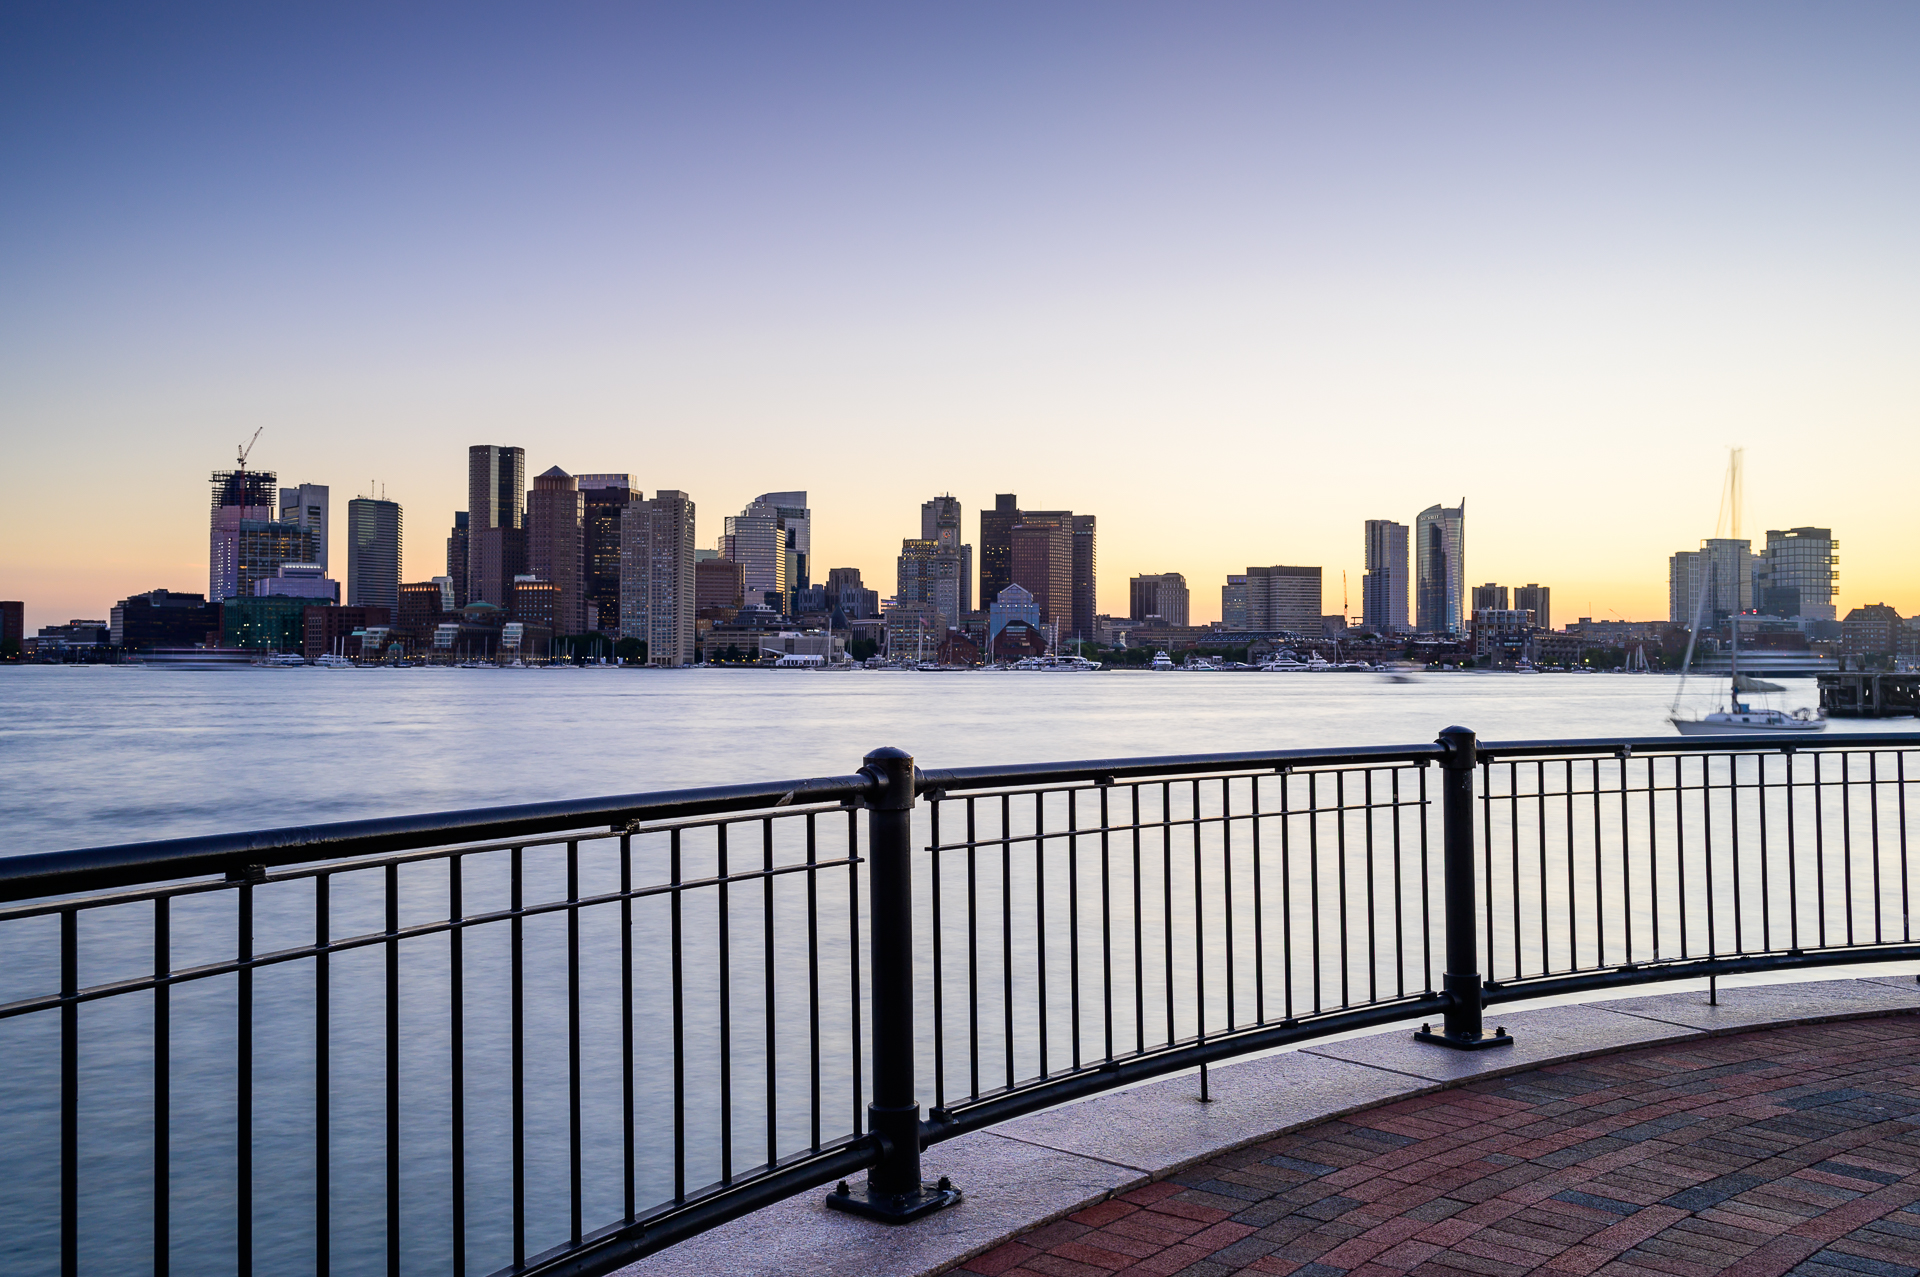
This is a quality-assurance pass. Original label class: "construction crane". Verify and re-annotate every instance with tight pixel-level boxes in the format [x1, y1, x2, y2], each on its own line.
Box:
[237, 427, 262, 470]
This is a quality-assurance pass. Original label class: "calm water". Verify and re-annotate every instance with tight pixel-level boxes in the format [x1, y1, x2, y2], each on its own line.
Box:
[1, 667, 1906, 1277]
[0, 665, 1855, 859]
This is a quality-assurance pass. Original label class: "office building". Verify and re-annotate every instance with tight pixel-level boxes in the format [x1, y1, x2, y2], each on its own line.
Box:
[223, 595, 326, 652]
[526, 467, 585, 634]
[988, 584, 1042, 649]
[921, 496, 973, 616]
[254, 563, 339, 603]
[210, 467, 277, 600]
[721, 500, 789, 609]
[1362, 520, 1410, 633]
[1669, 539, 1752, 625]
[1414, 502, 1466, 634]
[1473, 608, 1537, 664]
[510, 575, 560, 636]
[2, 601, 25, 653]
[622, 491, 697, 666]
[111, 589, 222, 650]
[1221, 575, 1249, 629]
[696, 558, 746, 615]
[827, 566, 880, 619]
[1129, 573, 1190, 627]
[305, 605, 394, 661]
[445, 512, 470, 608]
[579, 474, 637, 632]
[1010, 514, 1073, 637]
[1071, 515, 1097, 640]
[1758, 527, 1839, 621]
[979, 495, 1022, 607]
[278, 484, 330, 572]
[346, 496, 402, 611]
[467, 445, 527, 608]
[1471, 583, 1508, 614]
[1242, 566, 1323, 634]
[1512, 584, 1550, 633]
[757, 491, 812, 601]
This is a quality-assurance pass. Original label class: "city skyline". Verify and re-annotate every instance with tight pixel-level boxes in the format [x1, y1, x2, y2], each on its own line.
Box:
[5, 6, 1919, 630]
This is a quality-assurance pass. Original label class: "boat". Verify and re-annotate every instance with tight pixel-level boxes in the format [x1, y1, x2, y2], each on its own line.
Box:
[256, 652, 309, 667]
[1149, 651, 1174, 671]
[1668, 450, 1825, 735]
[314, 654, 353, 669]
[1008, 654, 1103, 672]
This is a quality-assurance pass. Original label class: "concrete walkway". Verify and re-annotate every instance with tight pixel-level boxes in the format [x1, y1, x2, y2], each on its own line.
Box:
[618, 977, 1920, 1277]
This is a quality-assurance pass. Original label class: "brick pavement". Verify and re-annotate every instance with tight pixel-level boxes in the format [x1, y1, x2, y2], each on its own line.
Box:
[954, 1019, 1920, 1277]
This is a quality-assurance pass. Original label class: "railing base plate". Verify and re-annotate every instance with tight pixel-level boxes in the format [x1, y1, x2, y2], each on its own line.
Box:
[1413, 1026, 1514, 1051]
[824, 1180, 963, 1223]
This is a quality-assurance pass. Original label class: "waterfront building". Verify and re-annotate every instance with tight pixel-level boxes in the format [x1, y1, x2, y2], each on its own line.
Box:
[305, 605, 393, 660]
[1, 601, 22, 653]
[278, 484, 330, 572]
[988, 583, 1042, 649]
[254, 563, 339, 603]
[884, 602, 945, 660]
[510, 576, 559, 641]
[1129, 573, 1190, 626]
[1758, 527, 1839, 621]
[1471, 583, 1508, 614]
[721, 501, 788, 609]
[395, 581, 447, 646]
[1512, 584, 1551, 633]
[445, 512, 469, 609]
[921, 496, 973, 617]
[209, 468, 277, 600]
[980, 494, 1022, 607]
[827, 566, 880, 619]
[1241, 565, 1323, 634]
[110, 589, 222, 650]
[527, 467, 585, 634]
[1472, 608, 1536, 664]
[467, 445, 527, 609]
[1842, 604, 1905, 660]
[1669, 538, 1751, 625]
[622, 491, 697, 666]
[1414, 502, 1466, 635]
[1010, 514, 1073, 637]
[347, 496, 402, 611]
[578, 475, 637, 632]
[897, 528, 969, 631]
[1221, 575, 1249, 629]
[1362, 520, 1410, 633]
[223, 595, 325, 652]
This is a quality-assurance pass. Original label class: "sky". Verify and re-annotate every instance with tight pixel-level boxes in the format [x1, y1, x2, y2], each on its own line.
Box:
[3, 2, 1917, 632]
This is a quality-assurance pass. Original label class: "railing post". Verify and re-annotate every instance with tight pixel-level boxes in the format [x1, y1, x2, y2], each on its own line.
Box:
[825, 746, 962, 1222]
[1415, 726, 1512, 1051]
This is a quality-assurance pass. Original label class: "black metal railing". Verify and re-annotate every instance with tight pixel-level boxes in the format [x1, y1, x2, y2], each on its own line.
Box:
[1, 728, 1916, 1277]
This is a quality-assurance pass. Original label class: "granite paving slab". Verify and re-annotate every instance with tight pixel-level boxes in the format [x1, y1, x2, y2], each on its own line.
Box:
[1604, 977, 1920, 1033]
[1298, 1002, 1705, 1083]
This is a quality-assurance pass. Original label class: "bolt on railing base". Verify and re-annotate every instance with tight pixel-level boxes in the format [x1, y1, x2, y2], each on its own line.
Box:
[824, 1177, 963, 1223]
[1413, 1022, 1514, 1051]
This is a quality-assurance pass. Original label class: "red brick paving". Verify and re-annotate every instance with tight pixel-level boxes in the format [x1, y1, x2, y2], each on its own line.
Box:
[954, 1020, 1920, 1277]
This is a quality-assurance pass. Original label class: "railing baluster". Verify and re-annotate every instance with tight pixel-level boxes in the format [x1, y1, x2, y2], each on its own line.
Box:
[1098, 785, 1114, 1063]
[931, 799, 945, 1110]
[847, 810, 863, 1140]
[451, 855, 467, 1277]
[1335, 770, 1349, 1009]
[510, 847, 525, 1268]
[315, 875, 330, 1277]
[718, 823, 733, 1183]
[1308, 772, 1321, 1014]
[1785, 753, 1799, 955]
[1222, 777, 1237, 1026]
[1034, 790, 1048, 1079]
[1068, 788, 1082, 1072]
[154, 896, 170, 1277]
[620, 835, 635, 1222]
[1253, 774, 1268, 1019]
[61, 906, 77, 1277]
[567, 840, 583, 1247]
[240, 878, 255, 1277]
[671, 830, 686, 1199]
[805, 815, 821, 1151]
[761, 820, 777, 1175]
[1131, 783, 1144, 1056]
[964, 798, 979, 1101]
[384, 864, 398, 1277]
[1871, 753, 1884, 944]
[1192, 778, 1206, 1045]
[1001, 793, 1014, 1091]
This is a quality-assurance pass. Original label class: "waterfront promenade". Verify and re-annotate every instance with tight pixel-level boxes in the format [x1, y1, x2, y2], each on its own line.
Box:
[626, 978, 1920, 1277]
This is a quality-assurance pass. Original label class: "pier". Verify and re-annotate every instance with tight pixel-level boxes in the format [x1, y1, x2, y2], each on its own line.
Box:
[1819, 670, 1920, 718]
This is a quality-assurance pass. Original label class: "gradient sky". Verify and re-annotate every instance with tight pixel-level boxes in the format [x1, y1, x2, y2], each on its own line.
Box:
[4, 3, 1916, 632]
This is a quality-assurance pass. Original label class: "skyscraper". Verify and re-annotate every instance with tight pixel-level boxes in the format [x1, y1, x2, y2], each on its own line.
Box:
[278, 484, 330, 572]
[979, 494, 1022, 607]
[621, 490, 696, 666]
[528, 466, 586, 635]
[1071, 515, 1097, 640]
[1222, 575, 1249, 628]
[1757, 527, 1838, 621]
[467, 445, 526, 607]
[1669, 539, 1751, 625]
[757, 491, 811, 603]
[1415, 502, 1466, 635]
[446, 512, 469, 609]
[1512, 584, 1550, 632]
[1009, 515, 1073, 637]
[578, 474, 637, 633]
[1362, 520, 1410, 633]
[921, 496, 973, 616]
[1129, 573, 1189, 626]
[210, 467, 277, 600]
[346, 496, 402, 610]
[722, 501, 788, 608]
[1471, 583, 1508, 614]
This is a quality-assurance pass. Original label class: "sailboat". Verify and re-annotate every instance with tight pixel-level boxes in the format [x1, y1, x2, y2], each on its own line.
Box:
[1669, 450, 1823, 734]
